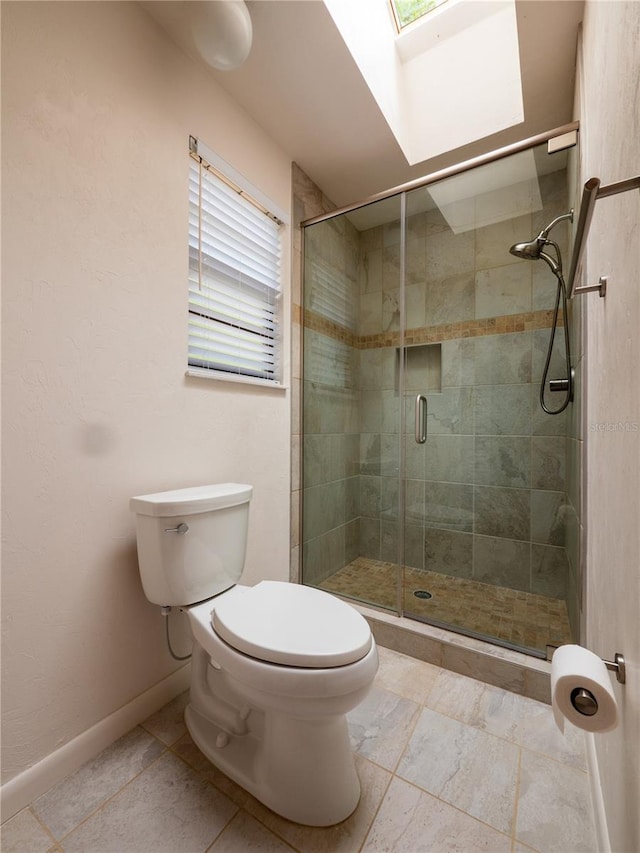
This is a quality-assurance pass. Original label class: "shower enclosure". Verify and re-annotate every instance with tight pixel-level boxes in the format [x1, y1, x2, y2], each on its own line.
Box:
[300, 127, 582, 657]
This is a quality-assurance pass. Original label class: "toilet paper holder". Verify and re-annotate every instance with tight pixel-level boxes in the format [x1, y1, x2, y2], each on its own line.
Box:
[546, 646, 626, 685]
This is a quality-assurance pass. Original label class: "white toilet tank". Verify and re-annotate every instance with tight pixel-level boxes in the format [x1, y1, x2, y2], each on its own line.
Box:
[130, 484, 252, 606]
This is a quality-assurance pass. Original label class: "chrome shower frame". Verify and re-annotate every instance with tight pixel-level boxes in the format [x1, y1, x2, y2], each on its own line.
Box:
[301, 122, 580, 227]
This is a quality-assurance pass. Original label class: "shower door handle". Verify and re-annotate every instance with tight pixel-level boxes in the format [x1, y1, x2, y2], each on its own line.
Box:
[415, 395, 427, 444]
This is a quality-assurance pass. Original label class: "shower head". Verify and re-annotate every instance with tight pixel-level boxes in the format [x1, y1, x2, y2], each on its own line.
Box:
[510, 240, 562, 276]
[509, 238, 545, 261]
[509, 210, 573, 271]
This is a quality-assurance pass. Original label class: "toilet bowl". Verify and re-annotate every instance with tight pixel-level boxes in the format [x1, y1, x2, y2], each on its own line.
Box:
[129, 484, 378, 827]
[185, 582, 378, 826]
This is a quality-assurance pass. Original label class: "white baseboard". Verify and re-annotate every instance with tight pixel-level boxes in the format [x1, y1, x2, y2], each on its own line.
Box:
[586, 732, 611, 853]
[1, 664, 190, 822]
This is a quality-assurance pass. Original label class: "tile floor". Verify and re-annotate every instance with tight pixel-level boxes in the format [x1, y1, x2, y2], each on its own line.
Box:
[1, 647, 596, 853]
[320, 558, 573, 654]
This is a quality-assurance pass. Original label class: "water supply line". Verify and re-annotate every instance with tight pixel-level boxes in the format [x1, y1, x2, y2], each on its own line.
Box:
[161, 605, 192, 661]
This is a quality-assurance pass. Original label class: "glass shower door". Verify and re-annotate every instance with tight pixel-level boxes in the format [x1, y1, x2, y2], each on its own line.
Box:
[400, 187, 478, 630]
[400, 144, 576, 654]
[302, 195, 404, 612]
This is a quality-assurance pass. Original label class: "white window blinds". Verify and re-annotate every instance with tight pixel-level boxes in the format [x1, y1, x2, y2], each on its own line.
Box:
[188, 149, 283, 384]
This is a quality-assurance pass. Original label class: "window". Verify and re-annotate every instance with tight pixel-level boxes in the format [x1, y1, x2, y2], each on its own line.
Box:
[187, 138, 284, 386]
[391, 0, 448, 30]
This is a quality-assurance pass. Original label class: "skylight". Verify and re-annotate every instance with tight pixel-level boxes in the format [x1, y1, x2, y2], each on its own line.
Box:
[323, 0, 524, 166]
[391, 0, 448, 30]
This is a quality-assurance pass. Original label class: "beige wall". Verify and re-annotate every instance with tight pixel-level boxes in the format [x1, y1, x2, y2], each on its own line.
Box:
[1, 1, 291, 788]
[580, 2, 640, 851]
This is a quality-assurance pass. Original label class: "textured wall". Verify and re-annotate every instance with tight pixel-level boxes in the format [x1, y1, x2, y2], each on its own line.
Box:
[1, 1, 291, 786]
[580, 2, 640, 851]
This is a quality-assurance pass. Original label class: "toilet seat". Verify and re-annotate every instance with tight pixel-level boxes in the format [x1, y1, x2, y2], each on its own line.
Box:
[211, 581, 372, 668]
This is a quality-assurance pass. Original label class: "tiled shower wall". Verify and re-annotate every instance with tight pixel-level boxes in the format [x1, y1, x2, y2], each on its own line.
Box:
[355, 175, 572, 606]
[293, 163, 577, 631]
[302, 213, 361, 583]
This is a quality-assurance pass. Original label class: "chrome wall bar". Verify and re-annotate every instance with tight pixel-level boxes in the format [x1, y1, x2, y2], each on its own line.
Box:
[566, 178, 601, 297]
[567, 174, 640, 298]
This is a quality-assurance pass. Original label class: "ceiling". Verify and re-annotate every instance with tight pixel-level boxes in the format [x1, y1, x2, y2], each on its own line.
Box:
[143, 0, 584, 209]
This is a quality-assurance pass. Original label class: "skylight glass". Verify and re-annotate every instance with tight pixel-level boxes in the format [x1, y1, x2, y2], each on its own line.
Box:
[391, 0, 448, 29]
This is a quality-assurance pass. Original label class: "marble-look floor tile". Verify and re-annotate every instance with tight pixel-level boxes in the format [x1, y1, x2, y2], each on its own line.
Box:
[141, 689, 189, 746]
[0, 808, 55, 853]
[32, 726, 166, 839]
[516, 750, 596, 853]
[362, 776, 511, 852]
[374, 645, 441, 705]
[427, 670, 587, 770]
[6, 647, 598, 853]
[62, 752, 237, 852]
[348, 686, 420, 771]
[397, 708, 519, 834]
[174, 733, 269, 816]
[207, 811, 295, 852]
[247, 755, 391, 853]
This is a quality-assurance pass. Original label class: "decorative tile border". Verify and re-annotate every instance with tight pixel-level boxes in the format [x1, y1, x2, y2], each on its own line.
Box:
[301, 308, 563, 349]
[302, 308, 358, 346]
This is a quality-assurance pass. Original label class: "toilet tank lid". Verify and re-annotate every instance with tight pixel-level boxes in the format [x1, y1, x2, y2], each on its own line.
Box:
[130, 483, 252, 517]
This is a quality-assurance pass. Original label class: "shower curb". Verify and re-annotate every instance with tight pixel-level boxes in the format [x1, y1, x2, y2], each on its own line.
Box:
[358, 604, 552, 704]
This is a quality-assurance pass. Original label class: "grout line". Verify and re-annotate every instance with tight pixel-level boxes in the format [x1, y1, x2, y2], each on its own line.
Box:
[517, 742, 590, 774]
[415, 673, 588, 771]
[387, 698, 423, 778]
[512, 746, 523, 844]
[167, 737, 305, 853]
[27, 807, 58, 848]
[53, 739, 174, 846]
[356, 757, 395, 853]
[388, 771, 514, 844]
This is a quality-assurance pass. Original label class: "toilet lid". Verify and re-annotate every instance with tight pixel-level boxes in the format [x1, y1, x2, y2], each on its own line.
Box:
[211, 581, 372, 668]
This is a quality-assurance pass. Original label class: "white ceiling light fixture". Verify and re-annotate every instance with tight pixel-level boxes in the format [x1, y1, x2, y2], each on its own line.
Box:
[189, 0, 253, 71]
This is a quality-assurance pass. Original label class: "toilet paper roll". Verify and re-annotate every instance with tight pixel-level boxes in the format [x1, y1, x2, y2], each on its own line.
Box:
[551, 644, 618, 733]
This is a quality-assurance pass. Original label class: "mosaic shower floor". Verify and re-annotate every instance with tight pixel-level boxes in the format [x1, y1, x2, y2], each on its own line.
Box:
[319, 557, 573, 653]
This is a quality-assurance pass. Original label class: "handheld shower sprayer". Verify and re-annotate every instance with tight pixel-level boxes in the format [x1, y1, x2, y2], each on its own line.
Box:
[509, 210, 574, 415]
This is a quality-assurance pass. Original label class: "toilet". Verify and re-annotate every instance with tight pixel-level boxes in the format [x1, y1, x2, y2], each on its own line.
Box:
[130, 483, 378, 826]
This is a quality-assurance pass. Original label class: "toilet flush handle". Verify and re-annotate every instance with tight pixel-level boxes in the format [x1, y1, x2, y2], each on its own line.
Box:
[164, 522, 189, 534]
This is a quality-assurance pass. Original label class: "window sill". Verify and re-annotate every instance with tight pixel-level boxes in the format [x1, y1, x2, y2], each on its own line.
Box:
[185, 367, 288, 390]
